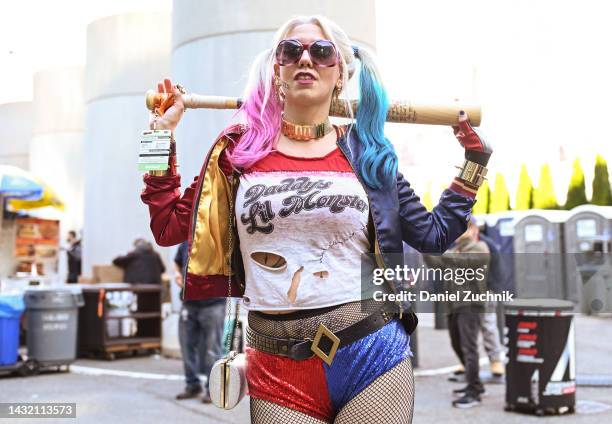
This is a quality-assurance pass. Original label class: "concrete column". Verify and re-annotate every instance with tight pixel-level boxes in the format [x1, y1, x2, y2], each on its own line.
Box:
[30, 67, 85, 234]
[0, 102, 33, 170]
[83, 13, 172, 276]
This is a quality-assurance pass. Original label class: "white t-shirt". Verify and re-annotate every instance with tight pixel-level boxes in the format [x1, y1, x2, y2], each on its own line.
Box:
[234, 146, 378, 311]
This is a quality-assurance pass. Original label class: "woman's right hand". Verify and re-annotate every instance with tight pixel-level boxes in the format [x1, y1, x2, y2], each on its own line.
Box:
[452, 111, 493, 167]
[149, 78, 185, 131]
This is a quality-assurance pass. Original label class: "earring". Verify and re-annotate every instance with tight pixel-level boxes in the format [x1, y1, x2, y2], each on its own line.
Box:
[333, 81, 343, 100]
[274, 74, 285, 102]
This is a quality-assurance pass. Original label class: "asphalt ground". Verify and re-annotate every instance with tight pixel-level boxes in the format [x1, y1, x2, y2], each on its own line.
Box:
[1, 315, 611, 423]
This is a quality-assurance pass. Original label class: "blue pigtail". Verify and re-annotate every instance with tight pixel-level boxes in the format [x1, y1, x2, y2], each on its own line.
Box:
[355, 53, 398, 190]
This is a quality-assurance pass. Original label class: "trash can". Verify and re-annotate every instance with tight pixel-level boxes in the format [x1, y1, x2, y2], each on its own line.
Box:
[24, 287, 84, 365]
[504, 299, 575, 416]
[0, 294, 25, 366]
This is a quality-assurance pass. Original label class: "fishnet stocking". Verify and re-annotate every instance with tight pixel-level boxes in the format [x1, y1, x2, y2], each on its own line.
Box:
[249, 358, 414, 423]
[250, 397, 328, 424]
[334, 357, 414, 423]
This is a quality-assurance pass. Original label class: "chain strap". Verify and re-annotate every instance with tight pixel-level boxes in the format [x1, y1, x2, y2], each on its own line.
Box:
[224, 171, 239, 354]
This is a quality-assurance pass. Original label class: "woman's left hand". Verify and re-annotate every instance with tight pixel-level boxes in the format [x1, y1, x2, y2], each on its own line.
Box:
[452, 111, 493, 166]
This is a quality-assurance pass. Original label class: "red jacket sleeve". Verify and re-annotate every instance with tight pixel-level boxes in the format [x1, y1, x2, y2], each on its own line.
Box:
[140, 148, 233, 247]
[140, 173, 199, 247]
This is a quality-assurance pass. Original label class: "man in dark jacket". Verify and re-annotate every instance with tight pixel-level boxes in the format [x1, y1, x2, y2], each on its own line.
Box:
[449, 231, 506, 382]
[112, 238, 165, 284]
[66, 231, 82, 283]
[424, 220, 490, 408]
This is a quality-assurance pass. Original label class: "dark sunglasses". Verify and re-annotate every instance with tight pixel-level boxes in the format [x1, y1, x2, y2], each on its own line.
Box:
[275, 39, 339, 67]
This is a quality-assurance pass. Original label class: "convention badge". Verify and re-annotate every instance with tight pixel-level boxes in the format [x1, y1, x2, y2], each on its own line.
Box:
[138, 129, 172, 171]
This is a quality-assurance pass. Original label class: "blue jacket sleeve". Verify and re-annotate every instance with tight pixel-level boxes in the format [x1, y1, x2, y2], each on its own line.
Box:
[396, 172, 475, 254]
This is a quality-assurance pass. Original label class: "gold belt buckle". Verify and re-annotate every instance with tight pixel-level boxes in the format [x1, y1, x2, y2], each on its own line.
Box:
[311, 323, 340, 366]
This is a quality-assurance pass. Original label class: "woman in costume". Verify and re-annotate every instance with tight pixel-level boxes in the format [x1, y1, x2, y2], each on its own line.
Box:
[142, 15, 491, 423]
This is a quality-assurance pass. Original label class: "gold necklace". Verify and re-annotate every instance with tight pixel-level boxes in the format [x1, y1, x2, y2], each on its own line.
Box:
[280, 113, 334, 141]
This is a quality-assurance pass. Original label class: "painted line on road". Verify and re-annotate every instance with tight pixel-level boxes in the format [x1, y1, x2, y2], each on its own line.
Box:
[70, 365, 185, 381]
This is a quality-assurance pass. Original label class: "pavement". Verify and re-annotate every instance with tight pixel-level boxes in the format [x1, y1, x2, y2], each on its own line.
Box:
[1, 315, 611, 423]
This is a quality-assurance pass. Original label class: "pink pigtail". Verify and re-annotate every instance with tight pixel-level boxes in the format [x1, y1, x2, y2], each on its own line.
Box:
[226, 51, 282, 170]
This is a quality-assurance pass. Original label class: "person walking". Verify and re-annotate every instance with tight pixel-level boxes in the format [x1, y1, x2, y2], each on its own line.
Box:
[173, 241, 226, 403]
[424, 220, 491, 408]
[141, 14, 492, 423]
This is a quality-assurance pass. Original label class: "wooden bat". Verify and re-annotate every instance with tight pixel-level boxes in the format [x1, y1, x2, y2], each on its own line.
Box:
[145, 90, 482, 126]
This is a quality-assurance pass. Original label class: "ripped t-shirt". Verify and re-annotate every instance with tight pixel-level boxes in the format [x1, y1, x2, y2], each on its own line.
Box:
[234, 144, 377, 311]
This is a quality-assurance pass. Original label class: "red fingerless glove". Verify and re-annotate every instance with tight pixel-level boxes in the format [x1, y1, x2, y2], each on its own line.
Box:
[452, 112, 492, 167]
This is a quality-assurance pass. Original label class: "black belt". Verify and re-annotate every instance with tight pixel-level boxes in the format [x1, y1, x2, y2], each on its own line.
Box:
[246, 309, 395, 365]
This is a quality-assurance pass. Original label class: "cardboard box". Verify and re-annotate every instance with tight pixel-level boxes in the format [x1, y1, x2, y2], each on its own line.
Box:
[77, 276, 94, 284]
[92, 264, 124, 283]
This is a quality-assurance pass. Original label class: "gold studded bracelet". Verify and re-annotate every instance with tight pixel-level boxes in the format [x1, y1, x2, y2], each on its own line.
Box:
[455, 160, 488, 188]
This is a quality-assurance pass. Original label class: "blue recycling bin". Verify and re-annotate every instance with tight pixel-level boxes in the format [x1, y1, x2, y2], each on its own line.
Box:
[0, 294, 25, 366]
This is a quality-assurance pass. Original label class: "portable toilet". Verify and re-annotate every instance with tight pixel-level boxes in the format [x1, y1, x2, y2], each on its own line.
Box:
[564, 205, 612, 311]
[513, 210, 570, 300]
[565, 205, 612, 251]
[480, 210, 535, 295]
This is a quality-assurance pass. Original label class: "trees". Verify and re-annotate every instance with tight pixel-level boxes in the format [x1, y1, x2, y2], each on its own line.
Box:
[533, 164, 558, 209]
[565, 159, 588, 210]
[515, 164, 533, 210]
[490, 173, 511, 212]
[472, 179, 490, 215]
[592, 154, 612, 206]
[422, 188, 433, 211]
[434, 155, 610, 213]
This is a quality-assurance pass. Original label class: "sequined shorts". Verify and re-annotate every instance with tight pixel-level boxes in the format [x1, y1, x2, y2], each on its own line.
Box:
[246, 300, 412, 421]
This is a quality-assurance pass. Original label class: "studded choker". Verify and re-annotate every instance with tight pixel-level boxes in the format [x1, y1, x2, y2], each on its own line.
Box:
[280, 113, 334, 141]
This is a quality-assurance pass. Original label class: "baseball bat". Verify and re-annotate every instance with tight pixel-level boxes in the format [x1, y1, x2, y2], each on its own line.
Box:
[145, 90, 481, 126]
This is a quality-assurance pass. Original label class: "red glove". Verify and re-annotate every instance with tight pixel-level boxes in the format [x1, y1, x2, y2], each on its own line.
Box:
[452, 111, 492, 166]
